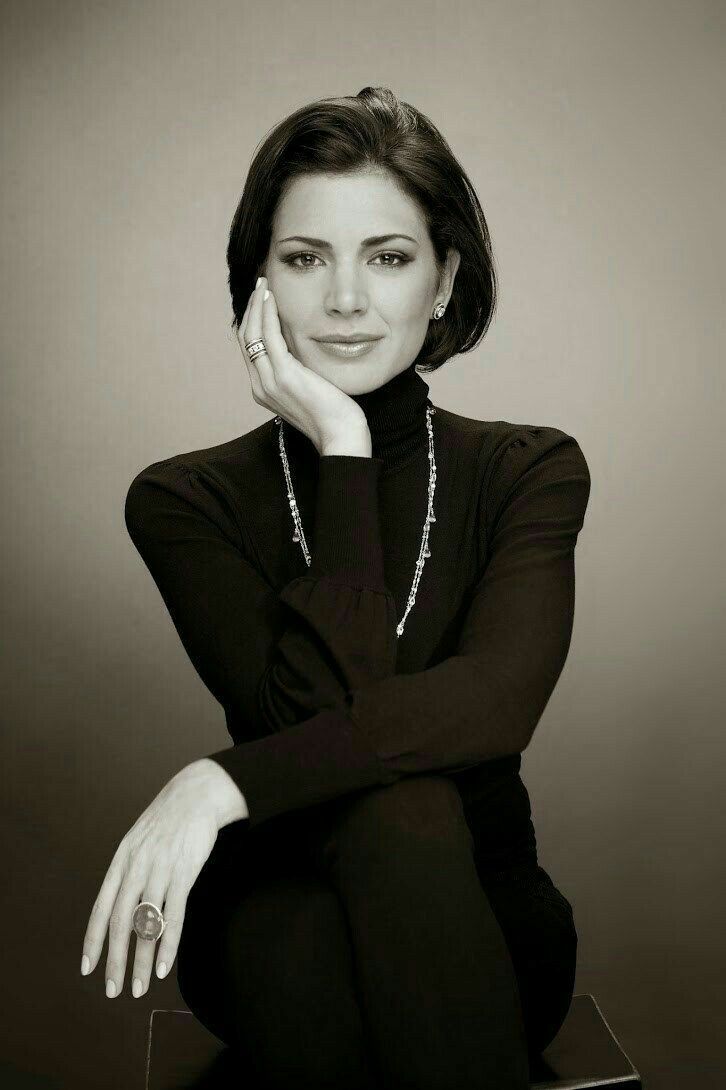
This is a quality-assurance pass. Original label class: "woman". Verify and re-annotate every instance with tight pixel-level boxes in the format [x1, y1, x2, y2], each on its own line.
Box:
[81, 86, 590, 1089]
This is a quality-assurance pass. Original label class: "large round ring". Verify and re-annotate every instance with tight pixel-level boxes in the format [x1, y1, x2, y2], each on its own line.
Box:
[244, 338, 268, 362]
[132, 900, 165, 942]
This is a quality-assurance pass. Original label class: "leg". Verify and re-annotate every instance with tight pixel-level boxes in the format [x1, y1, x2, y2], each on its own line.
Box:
[303, 775, 532, 1090]
[482, 866, 578, 1059]
[177, 816, 381, 1089]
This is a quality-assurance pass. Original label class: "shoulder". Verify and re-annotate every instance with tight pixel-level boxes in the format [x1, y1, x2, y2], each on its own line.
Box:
[487, 422, 590, 532]
[434, 406, 589, 477]
[434, 406, 590, 524]
[483, 419, 589, 491]
[124, 419, 278, 541]
[127, 418, 276, 490]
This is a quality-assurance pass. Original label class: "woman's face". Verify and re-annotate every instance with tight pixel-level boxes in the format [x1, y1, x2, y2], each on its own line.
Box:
[259, 170, 460, 394]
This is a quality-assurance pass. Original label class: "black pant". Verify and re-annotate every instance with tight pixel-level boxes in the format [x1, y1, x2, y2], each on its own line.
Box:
[177, 774, 577, 1089]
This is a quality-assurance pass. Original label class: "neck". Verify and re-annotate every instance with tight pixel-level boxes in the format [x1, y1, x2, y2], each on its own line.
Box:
[282, 362, 433, 467]
[346, 362, 432, 463]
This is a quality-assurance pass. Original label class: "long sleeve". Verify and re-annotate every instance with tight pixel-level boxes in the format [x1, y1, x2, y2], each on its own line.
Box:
[205, 430, 591, 826]
[125, 455, 400, 744]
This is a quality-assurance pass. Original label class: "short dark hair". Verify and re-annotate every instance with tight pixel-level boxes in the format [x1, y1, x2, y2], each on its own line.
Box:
[226, 86, 498, 373]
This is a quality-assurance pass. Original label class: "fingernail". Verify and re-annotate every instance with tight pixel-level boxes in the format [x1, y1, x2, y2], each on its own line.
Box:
[157, 961, 168, 979]
[106, 979, 116, 998]
[132, 978, 143, 998]
[255, 277, 262, 288]
[81, 955, 90, 975]
[263, 289, 269, 300]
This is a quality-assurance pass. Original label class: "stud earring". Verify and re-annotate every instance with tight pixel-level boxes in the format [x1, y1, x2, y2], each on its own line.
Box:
[432, 303, 446, 320]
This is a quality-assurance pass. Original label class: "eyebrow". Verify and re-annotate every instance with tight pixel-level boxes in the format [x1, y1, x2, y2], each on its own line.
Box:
[275, 233, 419, 249]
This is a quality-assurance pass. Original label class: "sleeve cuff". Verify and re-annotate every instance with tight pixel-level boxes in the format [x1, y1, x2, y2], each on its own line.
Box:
[308, 456, 387, 588]
[206, 705, 390, 827]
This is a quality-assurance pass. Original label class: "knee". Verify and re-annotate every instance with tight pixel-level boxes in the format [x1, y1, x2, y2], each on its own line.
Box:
[322, 775, 472, 864]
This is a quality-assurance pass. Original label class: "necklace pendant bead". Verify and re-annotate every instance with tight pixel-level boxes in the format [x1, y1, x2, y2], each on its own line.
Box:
[277, 404, 436, 639]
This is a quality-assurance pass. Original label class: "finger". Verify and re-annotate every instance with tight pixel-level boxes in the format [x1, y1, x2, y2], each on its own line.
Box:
[105, 866, 147, 998]
[154, 876, 193, 982]
[261, 287, 296, 379]
[242, 278, 274, 389]
[235, 286, 255, 349]
[130, 873, 169, 999]
[81, 849, 125, 975]
[237, 282, 270, 402]
[241, 277, 265, 345]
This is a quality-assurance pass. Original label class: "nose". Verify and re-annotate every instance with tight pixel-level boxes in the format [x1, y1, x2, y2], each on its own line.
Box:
[324, 268, 368, 317]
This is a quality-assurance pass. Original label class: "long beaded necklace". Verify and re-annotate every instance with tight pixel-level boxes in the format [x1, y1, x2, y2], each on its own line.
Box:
[273, 403, 437, 637]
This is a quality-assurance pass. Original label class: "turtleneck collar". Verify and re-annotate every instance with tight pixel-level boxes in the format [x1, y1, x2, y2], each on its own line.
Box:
[280, 362, 433, 469]
[348, 362, 432, 463]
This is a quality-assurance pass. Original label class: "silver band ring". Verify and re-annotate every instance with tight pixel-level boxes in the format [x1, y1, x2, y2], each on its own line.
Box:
[132, 900, 166, 942]
[245, 339, 268, 362]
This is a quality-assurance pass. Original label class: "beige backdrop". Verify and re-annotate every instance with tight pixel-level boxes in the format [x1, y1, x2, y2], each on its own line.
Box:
[2, 1, 724, 1087]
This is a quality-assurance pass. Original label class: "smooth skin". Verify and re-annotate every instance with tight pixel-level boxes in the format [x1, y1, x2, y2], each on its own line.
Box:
[81, 167, 460, 1000]
[241, 168, 460, 455]
[80, 760, 243, 998]
[237, 273, 372, 455]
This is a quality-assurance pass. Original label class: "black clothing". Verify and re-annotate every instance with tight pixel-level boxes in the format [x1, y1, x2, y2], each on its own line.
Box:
[124, 363, 590, 852]
[176, 776, 577, 1090]
[124, 361, 590, 1085]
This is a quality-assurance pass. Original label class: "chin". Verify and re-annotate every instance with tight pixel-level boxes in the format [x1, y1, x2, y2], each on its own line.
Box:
[307, 354, 381, 383]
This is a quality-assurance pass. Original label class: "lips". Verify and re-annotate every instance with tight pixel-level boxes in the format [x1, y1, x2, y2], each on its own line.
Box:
[314, 335, 382, 343]
[314, 339, 381, 359]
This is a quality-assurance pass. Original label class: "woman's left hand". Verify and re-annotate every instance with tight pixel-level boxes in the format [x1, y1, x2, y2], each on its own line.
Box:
[80, 760, 241, 999]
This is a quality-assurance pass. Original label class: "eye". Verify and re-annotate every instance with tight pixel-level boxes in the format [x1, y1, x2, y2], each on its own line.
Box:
[372, 252, 409, 267]
[282, 251, 411, 270]
[284, 252, 323, 269]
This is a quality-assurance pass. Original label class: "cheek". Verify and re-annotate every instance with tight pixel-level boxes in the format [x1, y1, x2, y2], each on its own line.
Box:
[381, 289, 432, 331]
[272, 293, 306, 341]
[379, 267, 432, 316]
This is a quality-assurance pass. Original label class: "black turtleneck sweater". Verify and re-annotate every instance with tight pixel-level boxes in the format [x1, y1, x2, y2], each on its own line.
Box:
[124, 363, 590, 877]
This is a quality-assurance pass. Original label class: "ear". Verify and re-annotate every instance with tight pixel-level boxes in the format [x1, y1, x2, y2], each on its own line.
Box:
[438, 248, 462, 305]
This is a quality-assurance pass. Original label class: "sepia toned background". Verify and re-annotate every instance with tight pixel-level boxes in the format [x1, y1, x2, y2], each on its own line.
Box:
[2, 1, 724, 1087]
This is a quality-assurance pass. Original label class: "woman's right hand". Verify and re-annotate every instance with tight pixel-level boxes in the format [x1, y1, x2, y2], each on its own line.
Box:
[236, 276, 371, 456]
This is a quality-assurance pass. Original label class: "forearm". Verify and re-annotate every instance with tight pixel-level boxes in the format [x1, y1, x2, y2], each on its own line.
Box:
[182, 757, 249, 827]
[321, 427, 372, 457]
